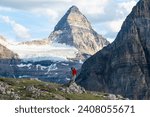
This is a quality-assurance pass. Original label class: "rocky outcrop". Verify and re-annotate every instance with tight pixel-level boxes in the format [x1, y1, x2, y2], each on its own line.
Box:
[0, 44, 18, 59]
[48, 6, 109, 55]
[0, 81, 9, 94]
[0, 81, 20, 99]
[19, 38, 50, 45]
[26, 85, 41, 98]
[59, 82, 86, 94]
[77, 0, 150, 99]
[0, 35, 18, 59]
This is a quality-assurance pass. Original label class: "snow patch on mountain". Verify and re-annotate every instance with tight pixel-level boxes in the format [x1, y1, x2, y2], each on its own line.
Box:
[45, 64, 58, 74]
[17, 63, 32, 68]
[61, 63, 69, 66]
[3, 42, 78, 62]
[36, 64, 47, 70]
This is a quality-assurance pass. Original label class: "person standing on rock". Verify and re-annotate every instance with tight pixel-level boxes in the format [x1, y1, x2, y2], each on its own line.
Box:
[70, 67, 77, 84]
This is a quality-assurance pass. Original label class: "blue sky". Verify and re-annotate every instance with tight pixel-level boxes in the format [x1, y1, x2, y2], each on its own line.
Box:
[0, 0, 139, 42]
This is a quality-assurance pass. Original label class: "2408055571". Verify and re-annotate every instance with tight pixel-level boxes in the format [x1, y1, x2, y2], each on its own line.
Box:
[77, 105, 135, 114]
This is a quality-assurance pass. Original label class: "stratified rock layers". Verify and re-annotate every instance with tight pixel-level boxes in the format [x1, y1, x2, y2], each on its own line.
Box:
[77, 0, 150, 99]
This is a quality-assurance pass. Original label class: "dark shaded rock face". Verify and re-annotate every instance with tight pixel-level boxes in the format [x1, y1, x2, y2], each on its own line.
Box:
[77, 0, 150, 99]
[48, 6, 109, 55]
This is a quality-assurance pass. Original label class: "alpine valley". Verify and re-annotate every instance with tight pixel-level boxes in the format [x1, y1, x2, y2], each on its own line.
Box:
[1, 0, 150, 100]
[0, 6, 109, 84]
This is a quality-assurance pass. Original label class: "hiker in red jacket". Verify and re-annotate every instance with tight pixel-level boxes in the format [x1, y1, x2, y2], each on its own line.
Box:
[71, 67, 77, 83]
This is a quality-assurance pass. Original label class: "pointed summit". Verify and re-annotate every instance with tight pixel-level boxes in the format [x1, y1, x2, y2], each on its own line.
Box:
[54, 5, 92, 31]
[68, 5, 79, 13]
[49, 6, 109, 55]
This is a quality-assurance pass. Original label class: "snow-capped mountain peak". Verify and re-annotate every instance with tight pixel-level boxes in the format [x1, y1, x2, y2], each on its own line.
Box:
[49, 6, 109, 55]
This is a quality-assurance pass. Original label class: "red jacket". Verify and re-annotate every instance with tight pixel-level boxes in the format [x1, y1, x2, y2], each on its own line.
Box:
[72, 68, 77, 76]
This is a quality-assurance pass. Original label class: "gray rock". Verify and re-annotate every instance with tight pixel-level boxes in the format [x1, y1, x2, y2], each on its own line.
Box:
[77, 0, 150, 99]
[53, 94, 66, 100]
[0, 86, 6, 94]
[0, 82, 9, 94]
[26, 85, 41, 97]
[6, 91, 11, 95]
[0, 81, 21, 100]
[116, 95, 124, 99]
[105, 94, 127, 100]
[60, 82, 86, 94]
[19, 39, 49, 45]
[107, 94, 117, 100]
[11, 93, 20, 100]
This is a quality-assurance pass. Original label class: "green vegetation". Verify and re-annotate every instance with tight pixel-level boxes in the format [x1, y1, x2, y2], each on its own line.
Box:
[0, 78, 107, 100]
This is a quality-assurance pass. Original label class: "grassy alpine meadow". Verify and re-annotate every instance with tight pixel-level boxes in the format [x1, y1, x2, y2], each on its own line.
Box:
[0, 78, 109, 100]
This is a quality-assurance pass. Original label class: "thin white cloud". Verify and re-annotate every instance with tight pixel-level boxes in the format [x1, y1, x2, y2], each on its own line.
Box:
[107, 19, 124, 33]
[119, 0, 137, 13]
[72, 0, 109, 15]
[1, 16, 31, 39]
[32, 8, 59, 20]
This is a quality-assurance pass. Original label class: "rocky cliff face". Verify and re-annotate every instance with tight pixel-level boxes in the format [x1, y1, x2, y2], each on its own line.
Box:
[77, 0, 150, 99]
[0, 44, 18, 59]
[0, 35, 18, 59]
[48, 6, 109, 55]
